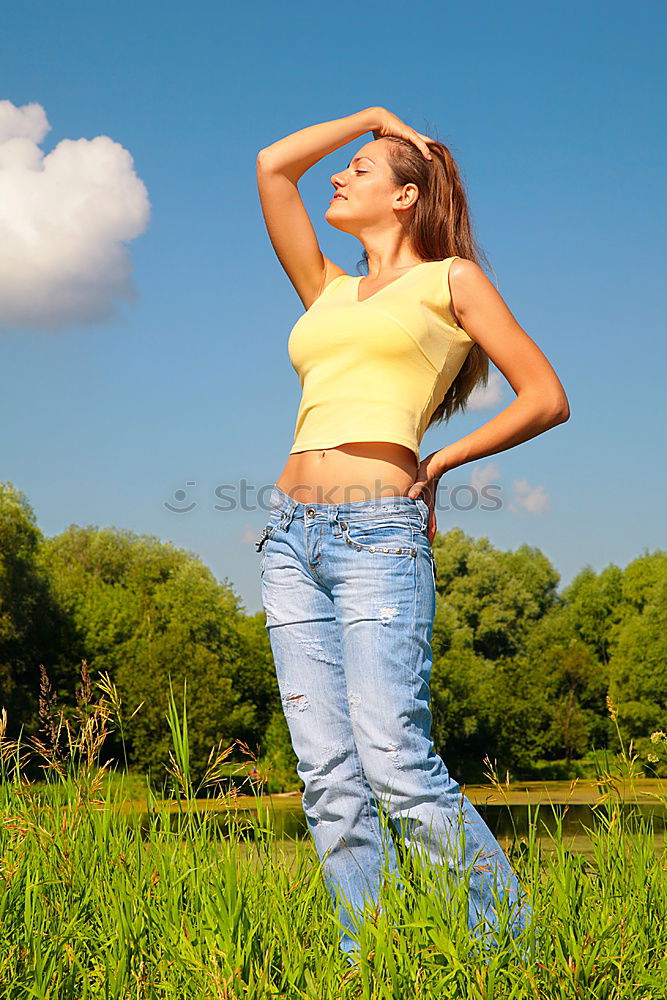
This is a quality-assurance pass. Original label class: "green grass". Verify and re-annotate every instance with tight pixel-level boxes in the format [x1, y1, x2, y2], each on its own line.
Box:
[0, 667, 665, 998]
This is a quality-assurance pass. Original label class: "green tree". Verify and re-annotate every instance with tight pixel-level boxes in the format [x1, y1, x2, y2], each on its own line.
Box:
[428, 527, 561, 779]
[39, 524, 277, 783]
[431, 527, 560, 659]
[520, 606, 610, 763]
[608, 552, 667, 744]
[259, 708, 300, 793]
[0, 482, 74, 739]
[560, 564, 624, 666]
[429, 646, 498, 782]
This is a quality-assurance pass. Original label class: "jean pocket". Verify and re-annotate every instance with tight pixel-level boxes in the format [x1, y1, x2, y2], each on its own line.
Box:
[339, 517, 418, 557]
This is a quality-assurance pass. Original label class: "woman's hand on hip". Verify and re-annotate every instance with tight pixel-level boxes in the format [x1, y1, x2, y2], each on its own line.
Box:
[407, 452, 444, 544]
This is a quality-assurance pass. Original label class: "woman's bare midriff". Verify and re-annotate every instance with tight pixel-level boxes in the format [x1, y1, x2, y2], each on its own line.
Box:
[274, 442, 419, 504]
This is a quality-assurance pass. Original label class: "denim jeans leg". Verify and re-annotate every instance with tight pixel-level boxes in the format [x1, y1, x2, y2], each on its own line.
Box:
[260, 506, 401, 959]
[330, 504, 531, 945]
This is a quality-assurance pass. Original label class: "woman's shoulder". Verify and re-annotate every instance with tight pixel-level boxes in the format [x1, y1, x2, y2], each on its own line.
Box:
[430, 257, 478, 335]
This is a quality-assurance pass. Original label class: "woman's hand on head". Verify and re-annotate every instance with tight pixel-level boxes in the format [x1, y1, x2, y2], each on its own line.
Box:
[370, 108, 434, 161]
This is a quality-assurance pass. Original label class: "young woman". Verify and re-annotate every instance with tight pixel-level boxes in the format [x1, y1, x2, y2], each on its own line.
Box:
[255, 107, 569, 963]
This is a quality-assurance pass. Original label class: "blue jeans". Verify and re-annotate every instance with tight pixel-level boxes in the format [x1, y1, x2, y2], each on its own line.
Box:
[257, 484, 531, 960]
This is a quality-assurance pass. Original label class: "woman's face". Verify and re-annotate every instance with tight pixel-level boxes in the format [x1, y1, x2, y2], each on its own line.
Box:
[325, 139, 417, 236]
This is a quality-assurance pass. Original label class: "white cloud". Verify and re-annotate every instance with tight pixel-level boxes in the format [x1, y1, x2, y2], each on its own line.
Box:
[0, 100, 150, 329]
[467, 370, 504, 410]
[509, 477, 550, 515]
[469, 460, 501, 493]
[241, 525, 259, 544]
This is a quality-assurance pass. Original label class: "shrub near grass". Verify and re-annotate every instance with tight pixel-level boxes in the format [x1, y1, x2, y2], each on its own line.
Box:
[0, 664, 665, 998]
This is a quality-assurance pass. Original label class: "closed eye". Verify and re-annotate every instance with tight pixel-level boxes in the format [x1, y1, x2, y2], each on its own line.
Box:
[355, 170, 367, 174]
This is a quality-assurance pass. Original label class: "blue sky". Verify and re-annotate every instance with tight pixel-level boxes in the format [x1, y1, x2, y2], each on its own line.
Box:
[1, 0, 664, 615]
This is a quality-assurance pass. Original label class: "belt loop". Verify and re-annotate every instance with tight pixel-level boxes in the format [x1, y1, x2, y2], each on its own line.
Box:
[282, 503, 295, 529]
[416, 496, 427, 532]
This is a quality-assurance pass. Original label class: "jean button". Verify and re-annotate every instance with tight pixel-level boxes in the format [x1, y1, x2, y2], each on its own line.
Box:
[306, 508, 315, 517]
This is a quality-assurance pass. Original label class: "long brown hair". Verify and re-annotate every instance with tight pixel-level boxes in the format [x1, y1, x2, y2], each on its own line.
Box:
[356, 135, 493, 429]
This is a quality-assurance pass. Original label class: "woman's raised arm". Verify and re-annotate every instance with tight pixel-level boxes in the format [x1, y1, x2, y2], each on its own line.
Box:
[256, 108, 378, 310]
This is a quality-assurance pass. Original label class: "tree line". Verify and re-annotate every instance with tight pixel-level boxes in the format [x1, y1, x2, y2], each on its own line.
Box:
[1, 481, 665, 791]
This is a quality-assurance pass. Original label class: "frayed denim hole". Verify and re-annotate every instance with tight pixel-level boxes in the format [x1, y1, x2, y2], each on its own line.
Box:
[282, 690, 311, 716]
[348, 691, 362, 719]
[313, 740, 348, 775]
[379, 605, 400, 626]
[301, 637, 339, 667]
[385, 743, 405, 769]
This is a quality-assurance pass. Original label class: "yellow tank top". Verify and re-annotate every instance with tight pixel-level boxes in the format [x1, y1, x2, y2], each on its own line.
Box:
[287, 256, 474, 463]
